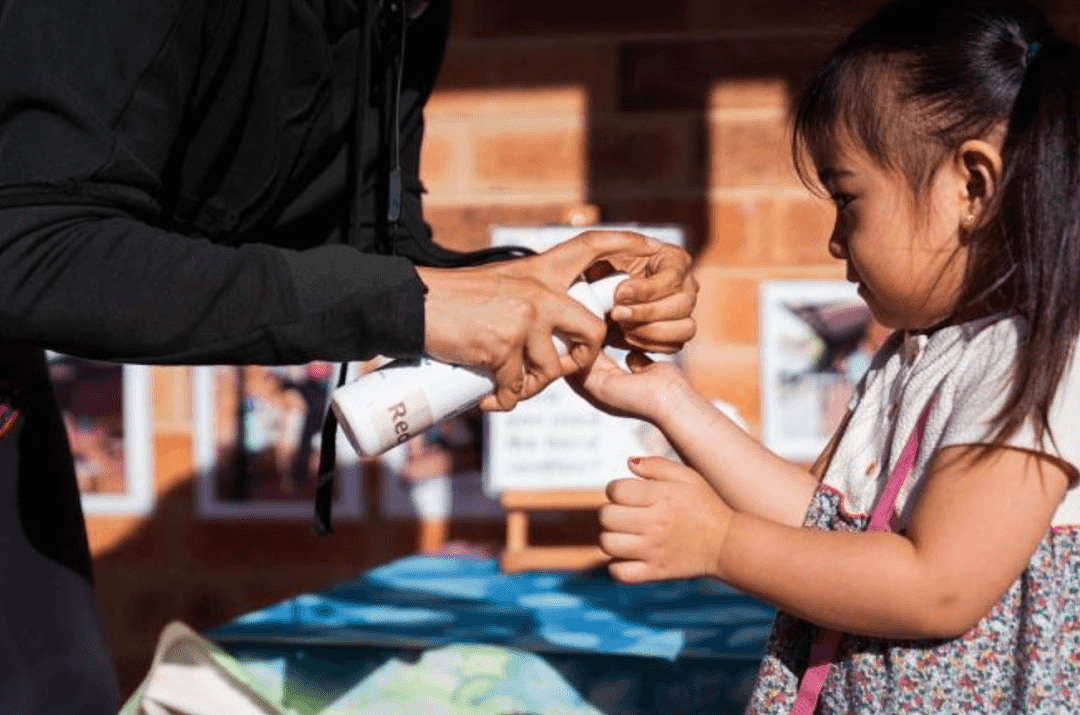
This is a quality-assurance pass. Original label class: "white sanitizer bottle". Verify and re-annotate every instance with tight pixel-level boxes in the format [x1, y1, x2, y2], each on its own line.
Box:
[331, 272, 628, 457]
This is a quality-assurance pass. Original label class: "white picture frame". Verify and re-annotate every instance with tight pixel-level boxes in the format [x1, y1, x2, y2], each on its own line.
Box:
[192, 363, 363, 521]
[483, 224, 687, 496]
[46, 353, 155, 515]
[759, 280, 876, 462]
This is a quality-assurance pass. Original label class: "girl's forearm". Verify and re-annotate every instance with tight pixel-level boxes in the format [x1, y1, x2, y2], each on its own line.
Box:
[653, 381, 819, 527]
[715, 512, 972, 639]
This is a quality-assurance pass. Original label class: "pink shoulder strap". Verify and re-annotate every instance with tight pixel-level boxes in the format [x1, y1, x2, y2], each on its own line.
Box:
[790, 391, 938, 715]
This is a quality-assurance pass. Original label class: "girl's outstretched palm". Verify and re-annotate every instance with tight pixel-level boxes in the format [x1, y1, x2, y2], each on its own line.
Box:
[572, 350, 690, 423]
[600, 456, 733, 583]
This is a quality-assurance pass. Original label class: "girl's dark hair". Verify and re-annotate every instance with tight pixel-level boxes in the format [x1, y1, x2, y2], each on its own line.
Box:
[793, 0, 1080, 451]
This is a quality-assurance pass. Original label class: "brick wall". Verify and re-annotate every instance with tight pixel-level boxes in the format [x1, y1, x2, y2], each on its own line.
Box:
[84, 0, 1080, 699]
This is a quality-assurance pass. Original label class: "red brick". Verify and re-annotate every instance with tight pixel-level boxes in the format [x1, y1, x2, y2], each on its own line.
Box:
[425, 87, 588, 121]
[179, 517, 420, 574]
[471, 125, 586, 190]
[425, 203, 601, 252]
[708, 78, 791, 112]
[151, 366, 191, 429]
[116, 654, 150, 703]
[87, 514, 170, 565]
[699, 197, 779, 267]
[181, 586, 245, 632]
[619, 37, 838, 112]
[588, 114, 700, 192]
[600, 198, 708, 255]
[686, 0, 886, 33]
[468, 0, 691, 37]
[692, 269, 761, 345]
[418, 128, 460, 195]
[1047, 15, 1080, 42]
[436, 41, 618, 112]
[696, 198, 752, 266]
[768, 196, 836, 266]
[711, 116, 798, 189]
[94, 570, 185, 653]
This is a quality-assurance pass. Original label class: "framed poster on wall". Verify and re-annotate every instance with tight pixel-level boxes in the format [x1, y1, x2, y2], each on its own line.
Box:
[46, 353, 154, 515]
[759, 280, 886, 463]
[483, 224, 688, 496]
[192, 363, 364, 520]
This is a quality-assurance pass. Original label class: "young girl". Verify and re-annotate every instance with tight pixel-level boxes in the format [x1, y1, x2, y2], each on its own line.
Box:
[578, 0, 1080, 711]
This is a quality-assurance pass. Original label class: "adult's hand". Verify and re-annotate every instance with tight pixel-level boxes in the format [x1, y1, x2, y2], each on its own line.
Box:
[581, 231, 698, 354]
[416, 231, 697, 411]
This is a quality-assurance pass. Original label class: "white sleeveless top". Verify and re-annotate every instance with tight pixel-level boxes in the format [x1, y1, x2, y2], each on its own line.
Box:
[822, 313, 1080, 529]
[746, 313, 1080, 715]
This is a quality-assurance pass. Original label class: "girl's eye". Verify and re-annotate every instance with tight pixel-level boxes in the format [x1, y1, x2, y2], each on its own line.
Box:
[831, 193, 854, 210]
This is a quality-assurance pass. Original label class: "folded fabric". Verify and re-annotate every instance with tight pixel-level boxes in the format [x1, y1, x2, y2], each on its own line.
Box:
[121, 622, 604, 715]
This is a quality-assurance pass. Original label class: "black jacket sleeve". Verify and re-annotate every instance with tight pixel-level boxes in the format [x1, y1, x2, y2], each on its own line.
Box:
[0, 0, 428, 365]
[0, 202, 425, 365]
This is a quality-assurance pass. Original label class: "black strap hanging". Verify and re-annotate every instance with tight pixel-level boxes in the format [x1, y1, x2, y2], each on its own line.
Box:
[312, 361, 350, 535]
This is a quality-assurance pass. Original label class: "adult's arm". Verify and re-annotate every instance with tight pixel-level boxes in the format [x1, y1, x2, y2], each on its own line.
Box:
[0, 202, 427, 365]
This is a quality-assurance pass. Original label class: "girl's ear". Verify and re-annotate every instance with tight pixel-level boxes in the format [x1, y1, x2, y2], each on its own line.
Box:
[955, 137, 1004, 231]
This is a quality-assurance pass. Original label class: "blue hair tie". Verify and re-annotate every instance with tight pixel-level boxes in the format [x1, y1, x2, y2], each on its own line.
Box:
[1027, 41, 1042, 60]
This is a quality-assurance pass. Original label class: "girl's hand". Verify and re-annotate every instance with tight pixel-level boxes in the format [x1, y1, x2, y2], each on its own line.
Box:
[600, 456, 733, 583]
[570, 350, 691, 423]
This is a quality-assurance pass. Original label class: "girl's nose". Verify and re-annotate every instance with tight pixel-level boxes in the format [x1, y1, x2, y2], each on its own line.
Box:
[828, 225, 847, 260]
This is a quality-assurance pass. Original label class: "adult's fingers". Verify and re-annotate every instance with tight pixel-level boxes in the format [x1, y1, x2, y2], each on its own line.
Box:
[518, 325, 565, 401]
[617, 317, 698, 354]
[610, 244, 696, 305]
[483, 347, 527, 412]
[610, 282, 696, 326]
[543, 292, 608, 373]
[536, 231, 657, 288]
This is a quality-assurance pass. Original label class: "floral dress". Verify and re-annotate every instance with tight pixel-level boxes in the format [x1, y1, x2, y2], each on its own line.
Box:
[746, 315, 1080, 714]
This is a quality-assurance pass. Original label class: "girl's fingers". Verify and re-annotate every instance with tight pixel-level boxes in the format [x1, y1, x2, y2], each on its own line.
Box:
[605, 477, 655, 507]
[628, 456, 700, 483]
[598, 530, 646, 560]
[598, 503, 649, 534]
[608, 559, 651, 584]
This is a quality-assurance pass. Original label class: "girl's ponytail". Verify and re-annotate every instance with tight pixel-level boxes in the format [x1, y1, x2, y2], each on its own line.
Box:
[991, 37, 1080, 448]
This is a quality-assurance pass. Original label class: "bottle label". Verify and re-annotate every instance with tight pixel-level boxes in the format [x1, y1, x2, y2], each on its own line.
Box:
[372, 387, 434, 449]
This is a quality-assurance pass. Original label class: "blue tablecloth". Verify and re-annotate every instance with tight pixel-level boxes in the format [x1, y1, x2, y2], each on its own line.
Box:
[206, 555, 776, 714]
